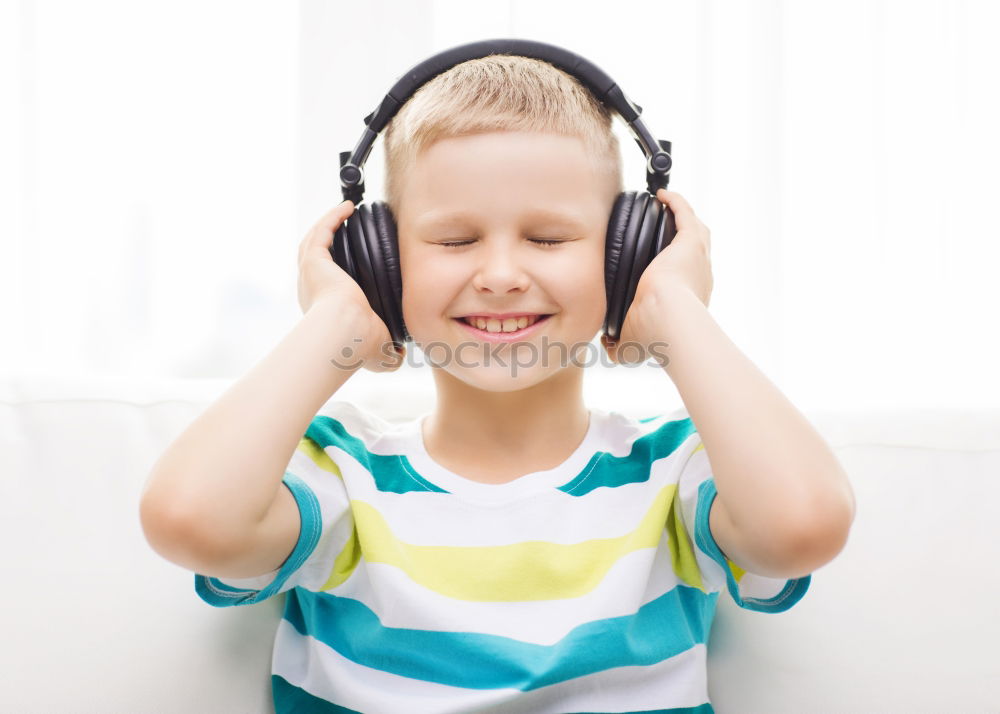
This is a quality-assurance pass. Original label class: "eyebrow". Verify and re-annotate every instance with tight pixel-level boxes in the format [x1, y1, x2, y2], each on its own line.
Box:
[413, 208, 589, 232]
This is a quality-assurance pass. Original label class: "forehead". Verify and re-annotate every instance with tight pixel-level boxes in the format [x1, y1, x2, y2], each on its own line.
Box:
[396, 131, 611, 232]
[412, 207, 591, 232]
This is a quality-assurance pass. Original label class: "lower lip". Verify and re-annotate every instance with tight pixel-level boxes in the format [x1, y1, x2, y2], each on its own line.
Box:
[453, 315, 552, 343]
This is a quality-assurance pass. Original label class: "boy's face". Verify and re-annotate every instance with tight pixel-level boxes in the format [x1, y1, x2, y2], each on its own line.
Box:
[395, 130, 614, 391]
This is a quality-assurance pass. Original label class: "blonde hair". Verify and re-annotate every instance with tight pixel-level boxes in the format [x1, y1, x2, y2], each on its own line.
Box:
[382, 53, 624, 215]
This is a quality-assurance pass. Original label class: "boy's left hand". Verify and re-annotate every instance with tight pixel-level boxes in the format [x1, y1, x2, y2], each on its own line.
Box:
[601, 189, 714, 365]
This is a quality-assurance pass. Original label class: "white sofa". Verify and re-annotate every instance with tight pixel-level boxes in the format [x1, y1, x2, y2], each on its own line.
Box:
[2, 373, 997, 713]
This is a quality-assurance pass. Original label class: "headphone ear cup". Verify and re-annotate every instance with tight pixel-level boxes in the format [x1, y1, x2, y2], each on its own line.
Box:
[620, 192, 666, 331]
[358, 202, 409, 351]
[653, 199, 678, 258]
[603, 192, 643, 341]
[603, 192, 680, 343]
[603, 191, 634, 340]
[331, 209, 357, 284]
[330, 203, 390, 345]
[371, 201, 408, 347]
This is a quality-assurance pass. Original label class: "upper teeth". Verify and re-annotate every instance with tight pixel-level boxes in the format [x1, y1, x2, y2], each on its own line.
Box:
[465, 315, 542, 333]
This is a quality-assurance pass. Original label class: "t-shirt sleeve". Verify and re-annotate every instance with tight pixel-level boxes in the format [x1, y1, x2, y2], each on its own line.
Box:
[194, 412, 355, 608]
[674, 427, 811, 613]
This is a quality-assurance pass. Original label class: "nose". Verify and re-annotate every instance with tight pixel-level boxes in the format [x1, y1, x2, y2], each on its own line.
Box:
[470, 238, 531, 294]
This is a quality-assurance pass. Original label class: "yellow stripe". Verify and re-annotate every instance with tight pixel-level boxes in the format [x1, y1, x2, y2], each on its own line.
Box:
[326, 483, 706, 601]
[298, 437, 342, 477]
[666, 482, 705, 592]
[322, 528, 362, 591]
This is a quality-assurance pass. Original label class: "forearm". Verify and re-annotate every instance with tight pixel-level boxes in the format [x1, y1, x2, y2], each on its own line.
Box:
[649, 287, 856, 539]
[140, 298, 367, 547]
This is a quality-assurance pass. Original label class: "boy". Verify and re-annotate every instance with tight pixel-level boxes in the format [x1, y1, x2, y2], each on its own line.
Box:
[140, 54, 855, 713]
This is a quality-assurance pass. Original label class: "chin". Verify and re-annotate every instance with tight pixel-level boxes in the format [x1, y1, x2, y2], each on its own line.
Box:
[445, 364, 563, 393]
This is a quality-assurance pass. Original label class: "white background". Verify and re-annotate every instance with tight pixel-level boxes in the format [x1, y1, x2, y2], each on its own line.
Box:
[1, 0, 997, 413]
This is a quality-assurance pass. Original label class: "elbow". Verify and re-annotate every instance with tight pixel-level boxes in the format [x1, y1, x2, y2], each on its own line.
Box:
[139, 492, 208, 562]
[773, 492, 856, 578]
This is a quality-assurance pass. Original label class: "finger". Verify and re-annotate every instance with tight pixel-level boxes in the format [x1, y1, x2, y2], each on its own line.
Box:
[655, 190, 699, 234]
[300, 200, 355, 261]
[315, 199, 356, 233]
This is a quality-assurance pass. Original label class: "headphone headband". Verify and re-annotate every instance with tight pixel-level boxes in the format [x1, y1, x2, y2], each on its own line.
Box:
[338, 38, 672, 204]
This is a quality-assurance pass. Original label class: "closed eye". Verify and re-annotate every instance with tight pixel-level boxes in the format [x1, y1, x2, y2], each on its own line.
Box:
[437, 238, 567, 249]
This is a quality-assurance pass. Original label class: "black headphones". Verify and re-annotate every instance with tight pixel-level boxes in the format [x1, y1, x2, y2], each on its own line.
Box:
[331, 38, 677, 350]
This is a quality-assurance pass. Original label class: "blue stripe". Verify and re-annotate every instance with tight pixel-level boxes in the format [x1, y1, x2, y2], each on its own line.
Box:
[307, 415, 449, 493]
[306, 411, 695, 497]
[194, 472, 322, 606]
[570, 706, 713, 714]
[694, 478, 811, 613]
[280, 583, 719, 691]
[272, 674, 362, 713]
[558, 417, 697, 496]
[272, 674, 714, 713]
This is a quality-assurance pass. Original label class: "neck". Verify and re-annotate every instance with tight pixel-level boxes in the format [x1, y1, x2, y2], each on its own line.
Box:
[425, 365, 589, 455]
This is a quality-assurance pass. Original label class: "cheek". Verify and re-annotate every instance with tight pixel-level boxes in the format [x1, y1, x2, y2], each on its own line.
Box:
[560, 263, 607, 326]
[574, 284, 607, 323]
[399, 254, 460, 333]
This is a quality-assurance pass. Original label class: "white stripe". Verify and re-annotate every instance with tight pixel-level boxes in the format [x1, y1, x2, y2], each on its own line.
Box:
[370, 405, 682, 459]
[275, 620, 710, 714]
[339, 462, 683, 543]
[317, 400, 691, 459]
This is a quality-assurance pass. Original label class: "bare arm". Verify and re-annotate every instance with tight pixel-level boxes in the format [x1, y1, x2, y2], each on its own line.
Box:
[606, 191, 856, 580]
[654, 286, 856, 579]
[139, 298, 370, 564]
[139, 199, 406, 578]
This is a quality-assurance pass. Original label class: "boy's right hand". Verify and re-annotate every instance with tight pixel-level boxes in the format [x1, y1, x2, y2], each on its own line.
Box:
[296, 200, 404, 373]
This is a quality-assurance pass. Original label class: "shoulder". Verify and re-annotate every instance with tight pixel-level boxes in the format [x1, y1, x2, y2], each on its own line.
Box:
[304, 400, 396, 451]
[311, 399, 393, 438]
[287, 401, 402, 488]
[582, 407, 704, 487]
[600, 406, 699, 456]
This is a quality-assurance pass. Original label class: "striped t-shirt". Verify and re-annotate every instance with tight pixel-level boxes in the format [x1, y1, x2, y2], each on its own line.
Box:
[195, 400, 810, 713]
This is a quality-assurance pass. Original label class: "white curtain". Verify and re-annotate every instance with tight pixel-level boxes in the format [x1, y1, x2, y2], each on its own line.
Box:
[2, 0, 997, 412]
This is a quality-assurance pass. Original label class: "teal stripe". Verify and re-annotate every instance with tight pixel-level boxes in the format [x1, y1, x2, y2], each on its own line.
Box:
[306, 413, 696, 497]
[194, 472, 322, 607]
[272, 673, 713, 714]
[694, 478, 811, 613]
[280, 583, 719, 691]
[272, 674, 362, 713]
[558, 417, 697, 496]
[570, 706, 713, 714]
[307, 415, 448, 493]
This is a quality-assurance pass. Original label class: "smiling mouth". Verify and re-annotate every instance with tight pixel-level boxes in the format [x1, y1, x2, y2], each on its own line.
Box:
[455, 315, 550, 335]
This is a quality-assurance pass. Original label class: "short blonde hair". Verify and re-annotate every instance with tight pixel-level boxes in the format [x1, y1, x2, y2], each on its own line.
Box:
[382, 53, 624, 215]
